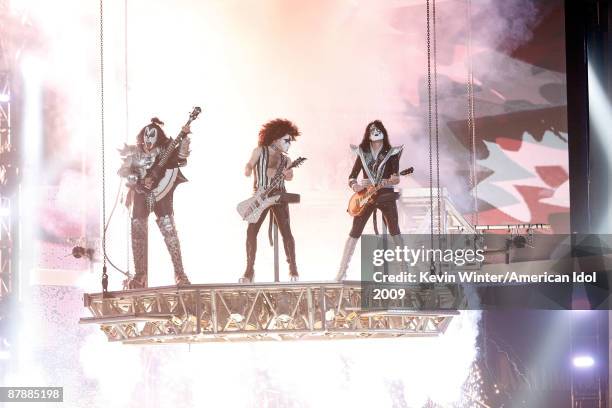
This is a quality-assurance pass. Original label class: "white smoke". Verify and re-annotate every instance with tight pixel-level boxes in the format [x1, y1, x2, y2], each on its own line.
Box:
[3, 0, 559, 406]
[77, 311, 481, 408]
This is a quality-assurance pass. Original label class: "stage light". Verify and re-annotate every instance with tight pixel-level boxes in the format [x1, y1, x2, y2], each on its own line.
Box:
[587, 63, 612, 232]
[71, 246, 94, 260]
[0, 94, 9, 103]
[512, 235, 527, 248]
[229, 313, 244, 323]
[572, 355, 595, 368]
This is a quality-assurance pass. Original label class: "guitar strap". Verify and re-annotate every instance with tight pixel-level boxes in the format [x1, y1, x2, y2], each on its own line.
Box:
[375, 146, 404, 184]
[352, 146, 376, 185]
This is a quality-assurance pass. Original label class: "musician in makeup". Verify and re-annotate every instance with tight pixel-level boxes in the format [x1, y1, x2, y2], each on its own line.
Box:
[240, 118, 300, 283]
[336, 120, 404, 281]
[118, 117, 192, 288]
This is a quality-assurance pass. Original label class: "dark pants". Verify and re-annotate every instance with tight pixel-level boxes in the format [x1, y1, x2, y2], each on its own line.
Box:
[132, 190, 174, 219]
[349, 191, 400, 238]
[245, 203, 297, 278]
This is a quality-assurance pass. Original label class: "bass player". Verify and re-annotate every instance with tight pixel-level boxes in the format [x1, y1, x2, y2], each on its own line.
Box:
[336, 120, 404, 281]
[240, 119, 301, 283]
[118, 117, 193, 288]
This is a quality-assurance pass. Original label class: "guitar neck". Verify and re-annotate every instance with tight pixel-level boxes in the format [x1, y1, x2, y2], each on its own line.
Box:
[156, 118, 194, 168]
[263, 162, 294, 195]
[374, 178, 392, 191]
[373, 168, 412, 191]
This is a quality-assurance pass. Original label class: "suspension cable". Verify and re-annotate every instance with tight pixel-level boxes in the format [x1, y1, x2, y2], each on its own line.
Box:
[99, 0, 108, 294]
[124, 0, 131, 274]
[433, 0, 442, 236]
[103, 180, 129, 277]
[466, 0, 479, 226]
[426, 0, 434, 249]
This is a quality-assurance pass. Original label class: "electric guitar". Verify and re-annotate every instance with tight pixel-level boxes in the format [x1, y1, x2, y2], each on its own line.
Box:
[135, 106, 202, 203]
[237, 157, 307, 223]
[347, 167, 414, 217]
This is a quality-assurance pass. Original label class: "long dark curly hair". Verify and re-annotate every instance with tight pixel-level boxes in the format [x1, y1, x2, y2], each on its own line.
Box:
[258, 118, 300, 146]
[136, 117, 170, 148]
[359, 120, 391, 152]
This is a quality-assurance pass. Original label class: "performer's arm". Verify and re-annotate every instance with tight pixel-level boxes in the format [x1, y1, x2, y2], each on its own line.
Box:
[172, 124, 192, 168]
[158, 124, 193, 169]
[176, 136, 191, 167]
[348, 157, 365, 192]
[158, 138, 190, 171]
[245, 147, 261, 177]
[386, 154, 400, 185]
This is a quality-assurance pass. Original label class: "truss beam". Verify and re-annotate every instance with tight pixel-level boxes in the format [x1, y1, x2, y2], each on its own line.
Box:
[81, 281, 459, 344]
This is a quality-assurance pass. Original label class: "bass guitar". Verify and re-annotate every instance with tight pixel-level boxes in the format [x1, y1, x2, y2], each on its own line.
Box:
[135, 107, 202, 205]
[347, 167, 414, 217]
[237, 157, 307, 223]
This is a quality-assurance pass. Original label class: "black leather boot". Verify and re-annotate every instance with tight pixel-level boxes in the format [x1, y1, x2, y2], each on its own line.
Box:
[284, 235, 299, 282]
[241, 235, 257, 283]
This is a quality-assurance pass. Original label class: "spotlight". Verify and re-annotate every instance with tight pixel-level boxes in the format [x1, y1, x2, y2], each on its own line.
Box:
[72, 246, 95, 260]
[512, 235, 527, 248]
[229, 313, 244, 323]
[572, 355, 595, 368]
[0, 93, 8, 103]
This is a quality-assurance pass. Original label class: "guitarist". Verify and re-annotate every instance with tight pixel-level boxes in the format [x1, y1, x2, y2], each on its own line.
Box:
[240, 119, 301, 283]
[336, 120, 404, 281]
[119, 117, 192, 288]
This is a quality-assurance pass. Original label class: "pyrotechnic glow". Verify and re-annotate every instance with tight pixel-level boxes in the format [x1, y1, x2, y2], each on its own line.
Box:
[587, 62, 612, 233]
[77, 311, 481, 408]
[2, 0, 567, 406]
[573, 355, 595, 368]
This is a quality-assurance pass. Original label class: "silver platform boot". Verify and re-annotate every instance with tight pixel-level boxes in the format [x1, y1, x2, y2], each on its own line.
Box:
[128, 218, 148, 289]
[336, 236, 358, 281]
[156, 215, 191, 286]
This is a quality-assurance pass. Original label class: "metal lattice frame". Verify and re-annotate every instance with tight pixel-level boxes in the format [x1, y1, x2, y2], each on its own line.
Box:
[0, 44, 12, 299]
[399, 188, 477, 234]
[80, 282, 460, 344]
[0, 0, 28, 301]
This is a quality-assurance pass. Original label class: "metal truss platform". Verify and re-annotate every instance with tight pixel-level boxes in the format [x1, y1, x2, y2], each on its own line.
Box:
[399, 187, 476, 234]
[80, 281, 460, 344]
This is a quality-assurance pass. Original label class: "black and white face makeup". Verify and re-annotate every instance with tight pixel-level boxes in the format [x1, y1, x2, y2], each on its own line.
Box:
[274, 134, 293, 153]
[369, 125, 384, 142]
[143, 126, 158, 151]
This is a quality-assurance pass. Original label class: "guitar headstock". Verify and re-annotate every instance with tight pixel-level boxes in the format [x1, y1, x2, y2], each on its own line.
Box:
[189, 106, 202, 121]
[400, 167, 414, 176]
[290, 157, 307, 169]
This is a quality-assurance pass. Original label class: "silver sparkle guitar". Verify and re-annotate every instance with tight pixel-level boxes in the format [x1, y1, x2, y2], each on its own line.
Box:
[237, 157, 306, 223]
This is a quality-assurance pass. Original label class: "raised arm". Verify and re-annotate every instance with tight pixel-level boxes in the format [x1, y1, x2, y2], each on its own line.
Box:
[245, 147, 262, 177]
[348, 157, 365, 192]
